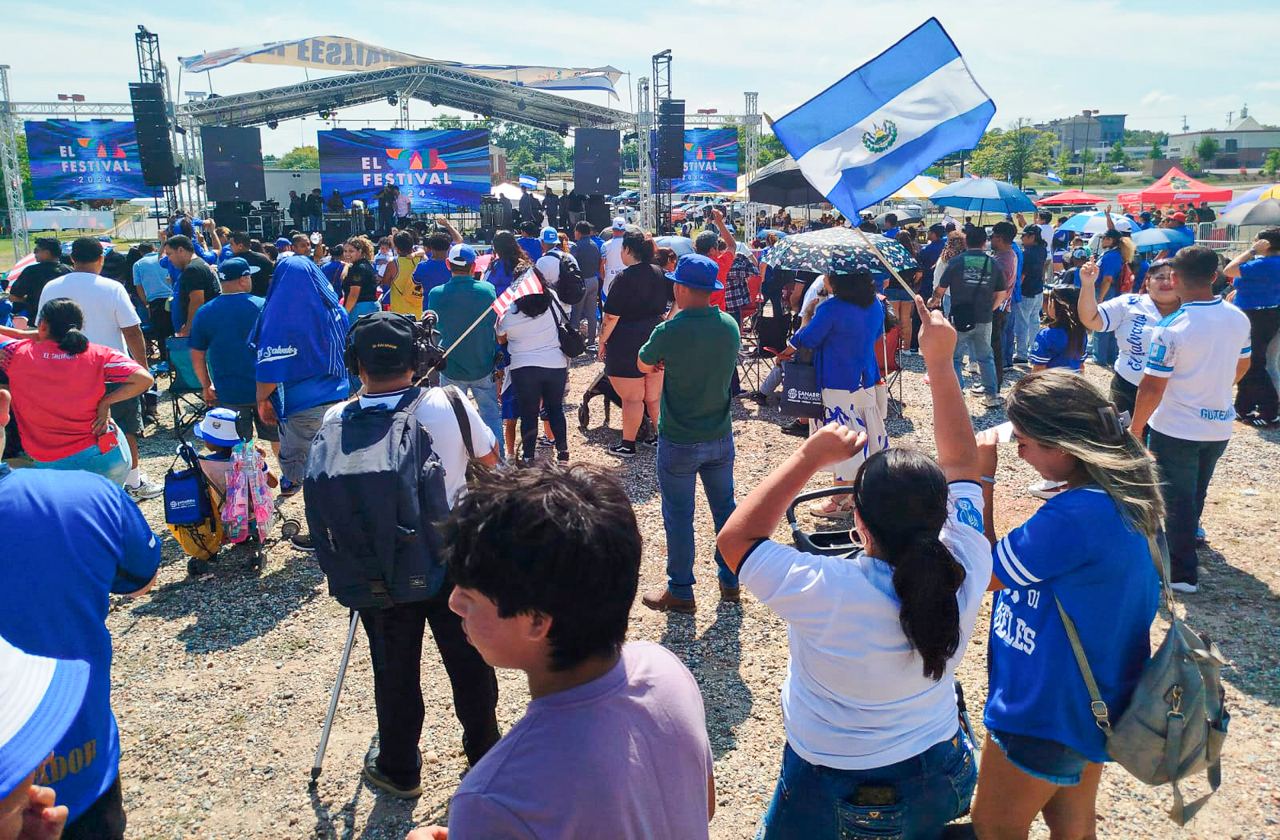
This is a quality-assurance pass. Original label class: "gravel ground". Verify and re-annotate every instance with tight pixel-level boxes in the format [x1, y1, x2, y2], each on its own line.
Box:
[101, 354, 1279, 839]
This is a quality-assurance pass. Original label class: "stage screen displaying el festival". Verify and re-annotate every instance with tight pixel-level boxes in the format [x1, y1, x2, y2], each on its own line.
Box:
[24, 120, 151, 200]
[671, 128, 739, 194]
[318, 129, 490, 211]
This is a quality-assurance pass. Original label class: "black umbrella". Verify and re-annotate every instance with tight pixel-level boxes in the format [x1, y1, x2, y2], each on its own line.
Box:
[747, 156, 825, 207]
[763, 228, 918, 278]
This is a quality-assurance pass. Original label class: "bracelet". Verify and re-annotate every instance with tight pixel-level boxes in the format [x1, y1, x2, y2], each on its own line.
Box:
[980, 475, 996, 485]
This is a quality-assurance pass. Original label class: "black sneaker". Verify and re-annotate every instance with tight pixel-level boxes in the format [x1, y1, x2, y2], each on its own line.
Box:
[362, 746, 422, 799]
[642, 433, 659, 447]
[290, 532, 316, 552]
[556, 450, 570, 462]
[538, 435, 555, 448]
[609, 442, 636, 457]
[780, 420, 809, 437]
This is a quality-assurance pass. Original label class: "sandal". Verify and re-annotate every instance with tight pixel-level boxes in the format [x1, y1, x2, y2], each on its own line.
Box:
[810, 499, 853, 519]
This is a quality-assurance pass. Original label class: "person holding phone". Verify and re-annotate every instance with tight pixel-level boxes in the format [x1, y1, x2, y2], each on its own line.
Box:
[717, 297, 988, 838]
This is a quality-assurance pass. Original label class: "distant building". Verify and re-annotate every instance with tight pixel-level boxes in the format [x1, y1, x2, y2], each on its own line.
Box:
[1165, 116, 1280, 168]
[1035, 111, 1127, 157]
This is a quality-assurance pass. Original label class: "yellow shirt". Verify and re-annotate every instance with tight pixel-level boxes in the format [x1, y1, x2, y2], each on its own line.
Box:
[388, 254, 422, 315]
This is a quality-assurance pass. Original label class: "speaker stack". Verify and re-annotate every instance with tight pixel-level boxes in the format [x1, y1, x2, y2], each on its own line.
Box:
[128, 82, 179, 188]
[656, 99, 686, 181]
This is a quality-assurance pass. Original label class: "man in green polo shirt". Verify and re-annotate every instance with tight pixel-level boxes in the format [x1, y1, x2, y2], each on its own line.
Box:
[426, 243, 502, 454]
[637, 253, 742, 614]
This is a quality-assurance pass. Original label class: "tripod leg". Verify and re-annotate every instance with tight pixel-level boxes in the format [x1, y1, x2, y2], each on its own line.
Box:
[310, 610, 360, 785]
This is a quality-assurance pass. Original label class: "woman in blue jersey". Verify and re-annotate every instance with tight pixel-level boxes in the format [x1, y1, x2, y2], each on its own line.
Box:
[1028, 285, 1087, 372]
[971, 369, 1163, 839]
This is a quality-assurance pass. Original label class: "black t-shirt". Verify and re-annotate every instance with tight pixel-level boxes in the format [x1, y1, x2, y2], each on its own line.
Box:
[240, 250, 274, 297]
[604, 263, 673, 323]
[343, 259, 379, 302]
[178, 257, 220, 325]
[9, 260, 69, 311]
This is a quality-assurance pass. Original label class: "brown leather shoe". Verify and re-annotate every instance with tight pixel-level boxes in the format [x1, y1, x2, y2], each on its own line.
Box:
[641, 587, 696, 614]
[719, 583, 741, 603]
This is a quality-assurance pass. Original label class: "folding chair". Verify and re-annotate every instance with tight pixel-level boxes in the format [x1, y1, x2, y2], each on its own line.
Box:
[164, 336, 208, 439]
[737, 310, 790, 393]
[878, 325, 904, 420]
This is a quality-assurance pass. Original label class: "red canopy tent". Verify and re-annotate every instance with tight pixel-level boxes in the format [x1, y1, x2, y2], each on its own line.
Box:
[1117, 166, 1234, 209]
[1035, 189, 1105, 206]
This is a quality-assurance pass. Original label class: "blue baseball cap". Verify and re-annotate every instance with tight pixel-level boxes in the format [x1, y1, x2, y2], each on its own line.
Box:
[275, 237, 291, 249]
[217, 257, 259, 281]
[540, 226, 559, 245]
[447, 243, 477, 267]
[0, 635, 89, 801]
[666, 253, 723, 291]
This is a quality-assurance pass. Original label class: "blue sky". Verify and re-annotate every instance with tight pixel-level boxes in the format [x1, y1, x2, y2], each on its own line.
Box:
[7, 0, 1277, 156]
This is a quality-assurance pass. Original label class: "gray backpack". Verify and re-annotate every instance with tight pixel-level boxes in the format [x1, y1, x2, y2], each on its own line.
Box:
[1056, 533, 1229, 825]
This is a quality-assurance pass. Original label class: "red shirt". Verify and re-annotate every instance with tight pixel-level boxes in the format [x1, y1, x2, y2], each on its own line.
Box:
[708, 249, 734, 310]
[0, 338, 142, 461]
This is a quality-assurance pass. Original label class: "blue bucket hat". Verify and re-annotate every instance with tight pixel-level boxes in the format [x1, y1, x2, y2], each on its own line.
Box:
[666, 253, 723, 291]
[0, 635, 89, 801]
[196, 407, 243, 447]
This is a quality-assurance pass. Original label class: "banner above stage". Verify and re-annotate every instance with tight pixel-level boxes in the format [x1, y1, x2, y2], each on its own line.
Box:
[318, 128, 491, 212]
[178, 37, 622, 96]
[24, 120, 152, 200]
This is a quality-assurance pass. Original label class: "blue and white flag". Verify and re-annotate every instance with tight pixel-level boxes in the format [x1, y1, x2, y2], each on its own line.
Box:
[1045, 171, 1064, 184]
[772, 18, 995, 219]
[518, 173, 538, 189]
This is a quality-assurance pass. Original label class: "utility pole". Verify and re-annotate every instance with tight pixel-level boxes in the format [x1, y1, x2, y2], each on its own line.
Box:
[1181, 115, 1189, 132]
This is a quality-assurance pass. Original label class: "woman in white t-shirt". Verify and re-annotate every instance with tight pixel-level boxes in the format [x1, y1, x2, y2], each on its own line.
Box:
[497, 273, 569, 464]
[718, 298, 988, 838]
[1077, 257, 1180, 419]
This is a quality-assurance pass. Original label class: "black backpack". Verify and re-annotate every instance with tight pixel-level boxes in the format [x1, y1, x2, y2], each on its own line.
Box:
[303, 388, 451, 609]
[538, 250, 585, 305]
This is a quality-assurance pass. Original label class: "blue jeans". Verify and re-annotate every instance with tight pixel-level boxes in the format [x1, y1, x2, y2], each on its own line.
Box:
[568, 275, 600, 343]
[1012, 294, 1042, 359]
[656, 432, 738, 599]
[1000, 306, 1016, 367]
[441, 373, 503, 459]
[1091, 329, 1119, 367]
[759, 731, 977, 839]
[33, 439, 129, 485]
[953, 322, 997, 395]
[1146, 428, 1228, 584]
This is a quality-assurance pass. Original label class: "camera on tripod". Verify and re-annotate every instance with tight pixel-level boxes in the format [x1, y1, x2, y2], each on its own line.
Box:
[414, 311, 446, 381]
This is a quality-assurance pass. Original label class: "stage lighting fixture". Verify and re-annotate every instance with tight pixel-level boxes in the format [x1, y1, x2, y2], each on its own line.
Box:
[318, 108, 331, 120]
[387, 93, 398, 106]
[558, 123, 570, 137]
[266, 118, 278, 130]
[173, 124, 186, 135]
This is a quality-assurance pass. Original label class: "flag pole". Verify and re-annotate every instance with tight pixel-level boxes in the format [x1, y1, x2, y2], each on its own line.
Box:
[851, 224, 917, 298]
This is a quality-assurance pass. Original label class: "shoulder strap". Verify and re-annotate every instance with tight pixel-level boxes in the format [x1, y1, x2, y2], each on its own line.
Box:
[441, 385, 476, 460]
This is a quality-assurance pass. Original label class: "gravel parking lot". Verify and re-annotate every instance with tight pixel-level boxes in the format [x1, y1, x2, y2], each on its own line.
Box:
[106, 355, 1280, 838]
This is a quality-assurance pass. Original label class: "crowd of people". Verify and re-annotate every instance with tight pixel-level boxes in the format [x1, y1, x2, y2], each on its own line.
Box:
[0, 189, 1272, 837]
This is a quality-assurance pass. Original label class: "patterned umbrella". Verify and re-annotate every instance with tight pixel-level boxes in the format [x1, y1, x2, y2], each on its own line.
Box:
[762, 227, 918, 277]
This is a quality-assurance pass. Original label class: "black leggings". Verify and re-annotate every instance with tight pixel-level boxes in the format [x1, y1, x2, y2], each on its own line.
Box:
[512, 366, 568, 460]
[1235, 307, 1279, 420]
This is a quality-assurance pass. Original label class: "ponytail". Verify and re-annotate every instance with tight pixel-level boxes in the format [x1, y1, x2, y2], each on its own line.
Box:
[39, 298, 90, 355]
[852, 448, 966, 681]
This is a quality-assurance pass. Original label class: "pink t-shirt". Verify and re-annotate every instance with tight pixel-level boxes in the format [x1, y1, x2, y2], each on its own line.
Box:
[0, 338, 142, 460]
[447, 641, 713, 839]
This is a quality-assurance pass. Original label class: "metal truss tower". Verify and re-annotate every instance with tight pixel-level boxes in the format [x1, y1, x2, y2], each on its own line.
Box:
[0, 66, 29, 262]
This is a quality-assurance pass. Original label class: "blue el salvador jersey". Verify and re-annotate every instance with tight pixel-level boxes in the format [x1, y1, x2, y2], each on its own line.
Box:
[985, 487, 1158, 762]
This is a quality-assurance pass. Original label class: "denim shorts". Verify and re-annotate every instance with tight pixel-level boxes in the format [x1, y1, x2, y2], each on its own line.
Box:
[989, 729, 1090, 786]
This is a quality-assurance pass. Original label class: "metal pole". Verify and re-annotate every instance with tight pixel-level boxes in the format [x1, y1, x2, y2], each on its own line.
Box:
[310, 610, 360, 785]
[0, 65, 30, 263]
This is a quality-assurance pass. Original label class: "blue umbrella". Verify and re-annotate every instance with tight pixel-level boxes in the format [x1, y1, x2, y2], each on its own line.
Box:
[1058, 211, 1141, 235]
[1220, 184, 1270, 217]
[1131, 227, 1193, 254]
[655, 235, 695, 256]
[929, 178, 1036, 215]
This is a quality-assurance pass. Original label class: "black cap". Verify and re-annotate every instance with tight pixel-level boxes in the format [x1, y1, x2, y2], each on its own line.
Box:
[350, 311, 415, 370]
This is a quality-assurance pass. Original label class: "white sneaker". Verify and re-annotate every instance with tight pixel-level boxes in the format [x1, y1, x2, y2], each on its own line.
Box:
[126, 475, 164, 501]
[1027, 479, 1067, 500]
[969, 384, 986, 395]
[982, 394, 1004, 409]
[1169, 581, 1199, 594]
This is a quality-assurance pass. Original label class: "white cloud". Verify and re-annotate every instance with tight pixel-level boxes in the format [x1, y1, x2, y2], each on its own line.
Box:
[1140, 90, 1176, 107]
[1254, 80, 1280, 91]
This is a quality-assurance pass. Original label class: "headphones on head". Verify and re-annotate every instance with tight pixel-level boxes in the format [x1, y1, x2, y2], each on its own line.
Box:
[343, 312, 444, 379]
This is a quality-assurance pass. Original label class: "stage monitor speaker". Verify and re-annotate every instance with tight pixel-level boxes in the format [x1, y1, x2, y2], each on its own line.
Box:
[323, 218, 354, 250]
[585, 193, 610, 232]
[202, 126, 267, 202]
[211, 201, 250, 229]
[128, 82, 178, 187]
[574, 128, 621, 196]
[657, 99, 685, 181]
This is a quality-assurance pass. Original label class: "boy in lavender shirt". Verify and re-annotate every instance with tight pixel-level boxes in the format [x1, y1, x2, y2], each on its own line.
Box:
[409, 463, 715, 840]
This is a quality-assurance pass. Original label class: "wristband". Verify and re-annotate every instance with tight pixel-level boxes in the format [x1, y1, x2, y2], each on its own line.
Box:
[980, 475, 996, 485]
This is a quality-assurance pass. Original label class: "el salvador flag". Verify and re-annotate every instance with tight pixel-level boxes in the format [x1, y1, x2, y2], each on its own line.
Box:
[518, 173, 538, 189]
[772, 18, 995, 219]
[1045, 171, 1064, 184]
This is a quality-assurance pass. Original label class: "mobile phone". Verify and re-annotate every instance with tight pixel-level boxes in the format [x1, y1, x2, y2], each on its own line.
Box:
[310, 232, 322, 245]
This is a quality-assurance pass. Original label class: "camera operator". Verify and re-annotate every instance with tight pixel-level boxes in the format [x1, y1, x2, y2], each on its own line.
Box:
[316, 312, 500, 798]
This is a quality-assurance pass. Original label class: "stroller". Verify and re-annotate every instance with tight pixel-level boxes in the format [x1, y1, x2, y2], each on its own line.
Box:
[576, 368, 653, 439]
[162, 435, 302, 577]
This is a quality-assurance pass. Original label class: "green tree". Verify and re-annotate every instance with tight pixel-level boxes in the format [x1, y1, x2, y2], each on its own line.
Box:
[1182, 154, 1203, 174]
[0, 134, 37, 212]
[277, 145, 319, 169]
[1196, 136, 1220, 165]
[1262, 149, 1280, 177]
[1078, 148, 1096, 187]
[1106, 140, 1126, 165]
[1149, 138, 1163, 160]
[1056, 147, 1073, 178]
[969, 122, 1054, 185]
[491, 121, 571, 178]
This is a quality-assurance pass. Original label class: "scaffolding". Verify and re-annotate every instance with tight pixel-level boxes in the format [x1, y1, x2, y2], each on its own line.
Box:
[636, 76, 653, 231]
[0, 66, 29, 261]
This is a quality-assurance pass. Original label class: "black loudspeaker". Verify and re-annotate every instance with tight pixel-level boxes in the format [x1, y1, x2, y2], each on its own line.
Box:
[201, 126, 267, 202]
[585, 194, 610, 232]
[657, 99, 685, 180]
[128, 82, 178, 187]
[574, 128, 621, 195]
[212, 201, 250, 229]
[323, 217, 354, 250]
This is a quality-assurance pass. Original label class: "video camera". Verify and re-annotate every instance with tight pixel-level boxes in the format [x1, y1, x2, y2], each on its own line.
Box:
[414, 311, 446, 383]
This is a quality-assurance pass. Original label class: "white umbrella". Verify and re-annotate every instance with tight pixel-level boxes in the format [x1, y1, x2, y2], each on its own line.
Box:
[1059, 211, 1140, 235]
